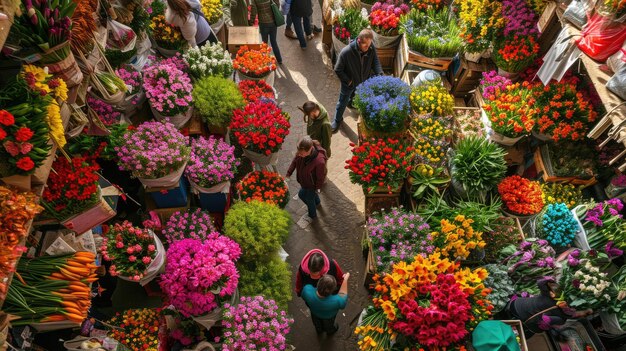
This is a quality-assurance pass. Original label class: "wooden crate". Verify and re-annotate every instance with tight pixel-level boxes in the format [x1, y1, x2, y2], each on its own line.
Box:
[533, 147, 597, 187]
[362, 240, 376, 292]
[396, 35, 453, 77]
[227, 26, 262, 55]
[364, 188, 401, 217]
[356, 116, 410, 145]
[217, 23, 228, 51]
[376, 46, 396, 73]
[537, 1, 561, 57]
[449, 58, 496, 98]
[144, 193, 191, 226]
[322, 18, 332, 48]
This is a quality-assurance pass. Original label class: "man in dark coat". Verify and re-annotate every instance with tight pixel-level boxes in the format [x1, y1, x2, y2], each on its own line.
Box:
[331, 28, 383, 133]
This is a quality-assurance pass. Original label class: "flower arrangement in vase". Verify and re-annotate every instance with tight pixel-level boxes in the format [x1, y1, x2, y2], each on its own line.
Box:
[345, 138, 414, 193]
[163, 208, 216, 245]
[193, 77, 245, 128]
[537, 203, 579, 247]
[107, 308, 161, 351]
[400, 8, 463, 58]
[101, 221, 160, 282]
[232, 44, 277, 79]
[501, 239, 556, 294]
[143, 58, 193, 118]
[482, 81, 537, 138]
[236, 171, 289, 208]
[498, 175, 544, 216]
[160, 235, 241, 317]
[238, 80, 275, 104]
[230, 100, 290, 156]
[183, 43, 233, 79]
[334, 8, 369, 44]
[458, 0, 504, 53]
[409, 79, 454, 116]
[221, 296, 294, 351]
[185, 136, 239, 189]
[493, 35, 539, 74]
[369, 1, 410, 37]
[354, 76, 411, 133]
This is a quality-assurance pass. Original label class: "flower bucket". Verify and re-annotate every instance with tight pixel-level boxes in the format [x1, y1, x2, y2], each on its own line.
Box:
[61, 195, 117, 235]
[532, 130, 552, 141]
[190, 179, 231, 212]
[150, 105, 193, 129]
[137, 161, 187, 188]
[332, 32, 349, 57]
[571, 205, 591, 250]
[464, 51, 483, 63]
[120, 90, 146, 116]
[605, 183, 626, 198]
[236, 70, 275, 87]
[155, 44, 180, 58]
[372, 31, 400, 49]
[481, 108, 524, 146]
[242, 148, 279, 167]
[497, 67, 520, 80]
[192, 288, 239, 330]
[147, 178, 189, 208]
[118, 232, 165, 286]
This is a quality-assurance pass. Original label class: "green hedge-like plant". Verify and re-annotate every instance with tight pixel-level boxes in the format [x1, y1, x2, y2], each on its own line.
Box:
[451, 136, 506, 198]
[400, 8, 463, 58]
[192, 76, 245, 127]
[238, 255, 292, 309]
[223, 200, 291, 262]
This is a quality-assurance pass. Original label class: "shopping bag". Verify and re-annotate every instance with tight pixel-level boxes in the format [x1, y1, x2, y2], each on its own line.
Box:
[107, 20, 138, 52]
[576, 13, 626, 62]
[271, 1, 286, 26]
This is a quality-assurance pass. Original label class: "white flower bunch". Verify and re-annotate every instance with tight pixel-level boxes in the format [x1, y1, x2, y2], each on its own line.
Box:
[574, 261, 611, 300]
[183, 43, 233, 79]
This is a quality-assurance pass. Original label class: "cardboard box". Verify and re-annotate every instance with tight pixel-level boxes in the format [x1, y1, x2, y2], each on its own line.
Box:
[227, 26, 262, 55]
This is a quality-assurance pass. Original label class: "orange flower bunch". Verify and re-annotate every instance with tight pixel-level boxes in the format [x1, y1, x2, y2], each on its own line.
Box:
[482, 81, 537, 138]
[498, 175, 544, 215]
[236, 170, 289, 208]
[232, 44, 277, 78]
[493, 35, 539, 73]
[410, 0, 444, 11]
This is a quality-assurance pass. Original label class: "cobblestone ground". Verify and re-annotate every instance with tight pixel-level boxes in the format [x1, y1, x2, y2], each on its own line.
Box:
[272, 8, 369, 350]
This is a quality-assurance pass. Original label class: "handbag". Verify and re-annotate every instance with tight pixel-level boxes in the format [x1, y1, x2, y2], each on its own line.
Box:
[271, 1, 286, 26]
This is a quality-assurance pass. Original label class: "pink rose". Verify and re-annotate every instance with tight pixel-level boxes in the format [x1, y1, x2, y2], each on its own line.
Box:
[129, 255, 137, 262]
[142, 256, 152, 264]
[148, 244, 156, 252]
[116, 241, 124, 249]
[126, 247, 135, 254]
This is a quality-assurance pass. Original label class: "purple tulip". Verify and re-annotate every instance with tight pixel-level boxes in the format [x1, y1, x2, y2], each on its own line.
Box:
[605, 241, 624, 259]
[520, 241, 532, 250]
[537, 239, 549, 246]
[570, 249, 580, 258]
[545, 257, 555, 267]
[567, 256, 580, 267]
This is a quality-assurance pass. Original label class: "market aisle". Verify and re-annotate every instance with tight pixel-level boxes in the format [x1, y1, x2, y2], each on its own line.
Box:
[271, 10, 370, 351]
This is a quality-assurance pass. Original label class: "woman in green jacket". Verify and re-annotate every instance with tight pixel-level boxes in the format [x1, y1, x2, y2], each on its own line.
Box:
[300, 101, 332, 158]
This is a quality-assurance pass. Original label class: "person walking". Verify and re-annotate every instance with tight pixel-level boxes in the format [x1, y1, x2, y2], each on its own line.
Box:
[250, 0, 284, 64]
[285, 136, 327, 223]
[282, 0, 321, 39]
[301, 273, 350, 334]
[289, 0, 313, 49]
[165, 0, 217, 47]
[331, 28, 383, 133]
[230, 0, 250, 26]
[295, 249, 344, 297]
[299, 101, 332, 158]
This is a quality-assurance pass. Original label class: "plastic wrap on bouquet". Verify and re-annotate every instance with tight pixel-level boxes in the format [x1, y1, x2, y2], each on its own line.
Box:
[600, 312, 626, 335]
[192, 288, 239, 330]
[150, 106, 193, 129]
[571, 205, 591, 250]
[236, 70, 275, 87]
[481, 108, 524, 146]
[61, 197, 117, 235]
[120, 90, 146, 116]
[189, 179, 230, 194]
[372, 31, 400, 49]
[138, 161, 187, 188]
[119, 232, 165, 286]
[242, 148, 279, 166]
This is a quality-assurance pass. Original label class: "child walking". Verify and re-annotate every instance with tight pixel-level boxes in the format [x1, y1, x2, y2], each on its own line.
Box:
[299, 101, 332, 158]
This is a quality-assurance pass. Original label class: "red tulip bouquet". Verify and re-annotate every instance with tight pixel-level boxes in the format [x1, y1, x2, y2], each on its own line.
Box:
[238, 80, 275, 104]
[230, 100, 290, 156]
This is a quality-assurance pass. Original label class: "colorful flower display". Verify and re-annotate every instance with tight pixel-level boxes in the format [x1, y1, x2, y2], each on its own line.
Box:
[458, 0, 505, 53]
[501, 239, 557, 294]
[230, 100, 290, 155]
[183, 43, 233, 79]
[101, 221, 159, 281]
[482, 82, 537, 138]
[150, 14, 186, 50]
[87, 95, 123, 126]
[200, 0, 223, 23]
[232, 44, 277, 78]
[498, 175, 544, 215]
[369, 1, 409, 36]
[400, 8, 463, 58]
[539, 203, 579, 247]
[334, 8, 369, 44]
[163, 209, 216, 245]
[502, 0, 539, 37]
[143, 58, 193, 117]
[541, 183, 583, 209]
[409, 79, 454, 116]
[431, 214, 486, 260]
[185, 136, 239, 188]
[411, 114, 453, 166]
[107, 308, 160, 351]
[238, 80, 275, 104]
[493, 35, 540, 73]
[354, 76, 411, 133]
[0, 108, 49, 174]
[236, 171, 289, 208]
[578, 199, 626, 250]
[559, 250, 616, 311]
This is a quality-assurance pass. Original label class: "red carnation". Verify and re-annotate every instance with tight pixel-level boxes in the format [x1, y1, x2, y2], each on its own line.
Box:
[16, 156, 35, 171]
[15, 127, 34, 142]
[0, 110, 15, 126]
[0, 127, 6, 141]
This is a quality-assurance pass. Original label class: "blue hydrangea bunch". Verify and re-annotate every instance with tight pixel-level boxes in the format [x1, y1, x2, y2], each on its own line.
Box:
[354, 76, 411, 133]
[541, 203, 579, 247]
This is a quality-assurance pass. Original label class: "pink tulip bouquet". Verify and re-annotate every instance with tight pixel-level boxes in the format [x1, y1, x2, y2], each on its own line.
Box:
[163, 208, 216, 245]
[221, 296, 294, 351]
[101, 221, 158, 281]
[143, 58, 193, 117]
[185, 136, 240, 188]
[160, 236, 241, 317]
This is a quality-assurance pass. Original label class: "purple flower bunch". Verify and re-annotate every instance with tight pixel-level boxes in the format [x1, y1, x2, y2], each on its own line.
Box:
[185, 136, 240, 188]
[367, 207, 431, 271]
[585, 199, 623, 227]
[115, 120, 190, 179]
[581, 199, 626, 250]
[221, 296, 293, 351]
[502, 239, 556, 294]
[143, 58, 193, 117]
[502, 0, 539, 37]
[116, 64, 142, 96]
[480, 71, 513, 99]
[160, 236, 241, 317]
[163, 208, 216, 245]
[371, 0, 410, 16]
[611, 174, 626, 187]
[87, 95, 122, 126]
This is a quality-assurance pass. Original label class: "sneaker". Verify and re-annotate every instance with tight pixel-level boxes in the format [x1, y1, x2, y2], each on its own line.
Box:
[285, 28, 298, 39]
[313, 25, 322, 33]
[331, 126, 340, 134]
[306, 34, 314, 40]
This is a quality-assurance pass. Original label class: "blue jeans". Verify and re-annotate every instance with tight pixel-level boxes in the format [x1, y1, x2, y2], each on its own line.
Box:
[298, 188, 320, 218]
[332, 83, 355, 129]
[259, 24, 283, 63]
[286, 14, 292, 29]
[291, 15, 311, 48]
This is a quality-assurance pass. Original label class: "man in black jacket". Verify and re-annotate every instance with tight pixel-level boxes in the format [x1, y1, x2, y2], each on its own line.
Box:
[331, 29, 383, 133]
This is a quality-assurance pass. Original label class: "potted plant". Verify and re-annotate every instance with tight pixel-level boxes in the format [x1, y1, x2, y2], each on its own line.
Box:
[238, 80, 276, 104]
[333, 7, 369, 52]
[450, 136, 507, 199]
[185, 136, 239, 212]
[409, 164, 450, 200]
[458, 0, 504, 60]
[115, 120, 191, 188]
[399, 8, 463, 64]
[193, 76, 244, 133]
[163, 208, 217, 245]
[236, 170, 289, 208]
[369, 1, 410, 48]
[354, 76, 411, 135]
[492, 35, 539, 76]
[232, 44, 277, 85]
[115, 64, 145, 117]
[221, 296, 294, 351]
[237, 255, 292, 309]
[101, 221, 164, 284]
[223, 201, 291, 263]
[143, 57, 194, 128]
[498, 175, 544, 218]
[183, 43, 233, 80]
[409, 79, 454, 116]
[230, 100, 290, 166]
[481, 81, 536, 145]
[409, 113, 453, 167]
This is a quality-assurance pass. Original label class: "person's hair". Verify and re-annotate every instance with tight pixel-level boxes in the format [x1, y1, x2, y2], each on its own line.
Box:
[167, 0, 191, 23]
[357, 29, 374, 41]
[297, 136, 315, 152]
[302, 101, 319, 115]
[308, 252, 325, 274]
[317, 275, 336, 297]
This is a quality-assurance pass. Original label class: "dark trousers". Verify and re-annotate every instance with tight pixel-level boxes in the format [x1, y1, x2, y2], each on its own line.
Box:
[259, 24, 283, 63]
[332, 82, 355, 129]
[311, 313, 338, 334]
[286, 14, 313, 30]
[298, 188, 320, 218]
[291, 15, 311, 48]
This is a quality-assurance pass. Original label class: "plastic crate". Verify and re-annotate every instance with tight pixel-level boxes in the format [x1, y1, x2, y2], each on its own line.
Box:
[198, 191, 230, 213]
[147, 178, 189, 208]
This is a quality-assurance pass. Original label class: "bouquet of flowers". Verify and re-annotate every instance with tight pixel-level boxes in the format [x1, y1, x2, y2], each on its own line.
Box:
[345, 138, 414, 193]
[200, 0, 223, 23]
[541, 183, 583, 209]
[409, 79, 454, 116]
[143, 58, 193, 117]
[483, 217, 522, 262]
[334, 8, 369, 44]
[107, 308, 160, 351]
[163, 209, 216, 245]
[0, 108, 50, 175]
[599, 0, 626, 18]
[230, 100, 290, 155]
[498, 175, 544, 215]
[160, 236, 240, 317]
[559, 250, 616, 311]
[400, 8, 463, 58]
[431, 214, 486, 260]
[480, 71, 513, 100]
[493, 35, 539, 73]
[538, 203, 579, 247]
[354, 76, 411, 133]
[150, 14, 187, 50]
[502, 0, 539, 37]
[183, 43, 233, 79]
[367, 207, 432, 271]
[576, 199, 626, 250]
[193, 76, 245, 127]
[236, 171, 289, 208]
[238, 80, 275, 104]
[409, 0, 445, 11]
[232, 44, 277, 78]
[484, 264, 516, 312]
[115, 64, 143, 98]
[115, 120, 190, 179]
[41, 156, 100, 220]
[482, 82, 537, 138]
[501, 239, 556, 294]
[221, 296, 294, 351]
[369, 1, 410, 36]
[606, 174, 626, 197]
[87, 96, 123, 126]
[458, 0, 505, 53]
[186, 136, 239, 188]
[101, 221, 159, 281]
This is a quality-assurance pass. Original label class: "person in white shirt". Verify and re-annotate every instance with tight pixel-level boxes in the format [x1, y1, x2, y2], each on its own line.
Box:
[165, 0, 217, 47]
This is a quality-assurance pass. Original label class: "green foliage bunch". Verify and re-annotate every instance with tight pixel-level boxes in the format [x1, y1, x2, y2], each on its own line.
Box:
[192, 76, 245, 127]
[450, 136, 507, 198]
[238, 255, 292, 309]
